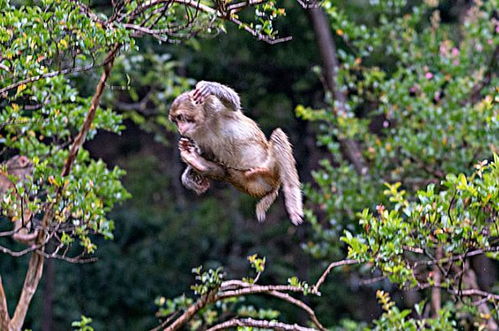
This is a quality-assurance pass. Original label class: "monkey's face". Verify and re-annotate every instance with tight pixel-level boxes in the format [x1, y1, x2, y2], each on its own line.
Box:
[6, 156, 33, 179]
[169, 93, 205, 138]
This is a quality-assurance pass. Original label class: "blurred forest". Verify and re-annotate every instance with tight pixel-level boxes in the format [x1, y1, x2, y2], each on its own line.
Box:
[0, 0, 498, 330]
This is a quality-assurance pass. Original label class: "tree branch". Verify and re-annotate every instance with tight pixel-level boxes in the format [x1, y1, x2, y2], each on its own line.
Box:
[415, 246, 499, 267]
[62, 43, 121, 177]
[206, 317, 316, 331]
[268, 291, 326, 331]
[0, 63, 97, 96]
[164, 290, 217, 331]
[312, 259, 358, 293]
[6, 43, 121, 331]
[218, 283, 309, 298]
[0, 275, 10, 330]
[9, 251, 44, 330]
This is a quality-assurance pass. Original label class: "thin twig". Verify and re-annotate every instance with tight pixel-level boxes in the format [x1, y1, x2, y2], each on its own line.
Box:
[35, 250, 97, 264]
[312, 259, 358, 293]
[0, 61, 105, 95]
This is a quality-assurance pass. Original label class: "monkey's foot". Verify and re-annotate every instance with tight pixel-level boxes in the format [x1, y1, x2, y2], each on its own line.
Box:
[191, 171, 210, 194]
[244, 167, 269, 178]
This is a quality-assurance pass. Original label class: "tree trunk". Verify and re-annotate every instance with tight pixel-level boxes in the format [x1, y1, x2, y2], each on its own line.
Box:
[464, 262, 498, 330]
[0, 275, 10, 330]
[6, 44, 121, 331]
[308, 7, 369, 176]
[42, 259, 55, 331]
[431, 246, 442, 316]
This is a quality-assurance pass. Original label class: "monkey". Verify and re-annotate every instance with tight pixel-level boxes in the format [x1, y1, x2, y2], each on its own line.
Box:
[169, 81, 303, 225]
[174, 81, 243, 195]
[0, 155, 37, 244]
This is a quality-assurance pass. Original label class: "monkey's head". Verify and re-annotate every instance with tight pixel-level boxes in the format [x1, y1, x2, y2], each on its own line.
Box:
[169, 92, 206, 138]
[5, 155, 33, 179]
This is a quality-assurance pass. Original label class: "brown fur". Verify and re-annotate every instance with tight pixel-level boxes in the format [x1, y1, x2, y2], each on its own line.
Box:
[170, 82, 303, 225]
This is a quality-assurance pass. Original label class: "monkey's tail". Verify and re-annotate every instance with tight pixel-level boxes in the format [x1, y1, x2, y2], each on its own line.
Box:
[269, 128, 303, 225]
[256, 190, 279, 223]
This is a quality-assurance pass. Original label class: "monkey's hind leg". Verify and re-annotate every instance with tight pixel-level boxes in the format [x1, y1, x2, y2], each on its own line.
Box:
[179, 138, 226, 179]
[256, 190, 279, 222]
[181, 166, 210, 195]
[270, 128, 303, 225]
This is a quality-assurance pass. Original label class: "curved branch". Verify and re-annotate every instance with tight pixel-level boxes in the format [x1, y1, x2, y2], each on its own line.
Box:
[218, 284, 307, 299]
[164, 290, 217, 331]
[207, 317, 316, 331]
[312, 259, 358, 293]
[268, 291, 326, 331]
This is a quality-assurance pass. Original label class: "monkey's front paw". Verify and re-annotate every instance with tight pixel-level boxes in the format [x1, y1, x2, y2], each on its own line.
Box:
[179, 138, 197, 153]
[180, 149, 195, 164]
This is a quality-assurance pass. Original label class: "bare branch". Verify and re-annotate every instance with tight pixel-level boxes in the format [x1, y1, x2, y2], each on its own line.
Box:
[0, 61, 103, 96]
[129, 0, 216, 21]
[124, 24, 171, 42]
[61, 43, 121, 177]
[312, 259, 358, 293]
[358, 275, 386, 286]
[207, 317, 316, 331]
[295, 0, 320, 8]
[36, 250, 98, 264]
[218, 284, 308, 299]
[415, 246, 499, 267]
[164, 290, 217, 331]
[403, 246, 424, 254]
[453, 289, 499, 301]
[228, 16, 292, 44]
[268, 291, 326, 331]
[0, 275, 10, 330]
[226, 0, 266, 13]
[0, 243, 41, 257]
[127, 0, 292, 44]
[9, 251, 44, 330]
[67, 0, 107, 26]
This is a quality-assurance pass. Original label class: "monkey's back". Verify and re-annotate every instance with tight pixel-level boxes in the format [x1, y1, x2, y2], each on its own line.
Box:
[197, 111, 274, 171]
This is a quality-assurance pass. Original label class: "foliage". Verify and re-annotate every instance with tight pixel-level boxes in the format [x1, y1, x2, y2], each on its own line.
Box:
[0, 0, 131, 253]
[372, 291, 456, 330]
[1, 0, 497, 329]
[299, 0, 498, 328]
[71, 315, 95, 331]
[340, 157, 499, 327]
[105, 50, 195, 143]
[301, 0, 498, 259]
[155, 255, 317, 330]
